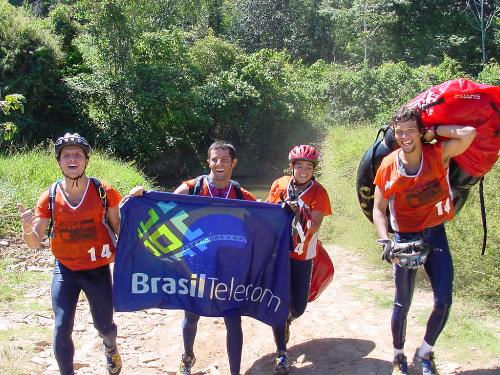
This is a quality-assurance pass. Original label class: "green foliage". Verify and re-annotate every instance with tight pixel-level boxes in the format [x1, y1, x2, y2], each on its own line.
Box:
[0, 147, 155, 236]
[0, 0, 82, 146]
[447, 165, 500, 301]
[321, 57, 467, 126]
[0, 94, 25, 142]
[319, 122, 380, 255]
[320, 0, 405, 64]
[231, 0, 335, 62]
[320, 123, 500, 304]
[477, 60, 500, 85]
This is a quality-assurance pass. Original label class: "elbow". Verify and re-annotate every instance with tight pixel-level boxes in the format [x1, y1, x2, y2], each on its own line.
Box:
[470, 127, 477, 138]
[465, 126, 477, 140]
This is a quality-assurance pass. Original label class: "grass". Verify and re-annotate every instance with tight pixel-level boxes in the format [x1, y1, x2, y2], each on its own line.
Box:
[318, 122, 381, 260]
[0, 257, 51, 374]
[0, 326, 49, 375]
[0, 258, 50, 307]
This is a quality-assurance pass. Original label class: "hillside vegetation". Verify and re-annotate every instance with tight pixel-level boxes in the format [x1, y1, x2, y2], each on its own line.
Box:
[1, 0, 499, 179]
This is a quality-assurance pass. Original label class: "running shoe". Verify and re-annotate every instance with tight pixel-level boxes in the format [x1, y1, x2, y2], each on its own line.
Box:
[274, 350, 290, 374]
[392, 353, 408, 375]
[177, 353, 196, 375]
[105, 346, 122, 375]
[413, 350, 439, 375]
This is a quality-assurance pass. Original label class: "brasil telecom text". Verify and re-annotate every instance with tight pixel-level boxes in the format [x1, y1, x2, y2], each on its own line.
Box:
[131, 273, 282, 312]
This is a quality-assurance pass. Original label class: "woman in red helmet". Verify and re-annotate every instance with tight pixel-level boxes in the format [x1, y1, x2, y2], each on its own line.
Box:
[266, 145, 332, 374]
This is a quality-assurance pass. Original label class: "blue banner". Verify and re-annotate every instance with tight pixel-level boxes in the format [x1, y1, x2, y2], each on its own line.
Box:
[113, 191, 292, 326]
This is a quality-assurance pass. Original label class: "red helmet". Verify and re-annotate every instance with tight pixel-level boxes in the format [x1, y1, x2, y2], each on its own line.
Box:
[288, 145, 319, 165]
[54, 133, 91, 158]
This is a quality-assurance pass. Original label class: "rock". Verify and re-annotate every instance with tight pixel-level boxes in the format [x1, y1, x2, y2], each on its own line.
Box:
[34, 340, 51, 348]
[73, 361, 90, 370]
[203, 364, 221, 375]
[141, 354, 161, 364]
[0, 240, 9, 246]
[296, 353, 306, 363]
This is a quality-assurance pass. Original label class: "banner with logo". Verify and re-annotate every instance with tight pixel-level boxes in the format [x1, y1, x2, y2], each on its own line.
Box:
[113, 191, 292, 326]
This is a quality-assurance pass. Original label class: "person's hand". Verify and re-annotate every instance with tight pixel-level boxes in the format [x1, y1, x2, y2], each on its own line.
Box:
[129, 185, 145, 197]
[423, 126, 437, 142]
[281, 199, 299, 215]
[121, 185, 145, 204]
[377, 239, 395, 264]
[17, 203, 34, 234]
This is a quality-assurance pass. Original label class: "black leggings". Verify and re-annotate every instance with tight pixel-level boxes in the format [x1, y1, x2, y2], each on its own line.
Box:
[273, 258, 313, 351]
[392, 224, 453, 349]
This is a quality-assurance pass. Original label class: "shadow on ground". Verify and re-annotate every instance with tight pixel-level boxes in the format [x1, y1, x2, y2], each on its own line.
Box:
[457, 370, 500, 375]
[245, 337, 392, 375]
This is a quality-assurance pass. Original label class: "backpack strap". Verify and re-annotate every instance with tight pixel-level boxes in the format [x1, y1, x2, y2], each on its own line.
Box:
[47, 179, 62, 239]
[189, 175, 244, 200]
[48, 178, 108, 238]
[230, 179, 243, 200]
[90, 177, 108, 210]
[189, 175, 206, 196]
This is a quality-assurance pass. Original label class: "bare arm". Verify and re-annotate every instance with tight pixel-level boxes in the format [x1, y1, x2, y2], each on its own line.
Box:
[17, 203, 49, 249]
[437, 125, 477, 167]
[373, 186, 390, 240]
[107, 205, 120, 235]
[309, 210, 325, 235]
[173, 183, 189, 195]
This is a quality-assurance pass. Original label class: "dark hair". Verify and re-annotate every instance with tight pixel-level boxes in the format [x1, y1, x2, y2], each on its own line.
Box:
[390, 106, 423, 132]
[207, 140, 236, 160]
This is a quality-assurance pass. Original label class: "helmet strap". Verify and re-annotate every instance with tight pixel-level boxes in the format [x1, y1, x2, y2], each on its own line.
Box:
[59, 160, 87, 189]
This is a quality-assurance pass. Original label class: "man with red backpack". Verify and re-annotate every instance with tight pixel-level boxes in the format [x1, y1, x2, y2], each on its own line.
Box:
[17, 133, 122, 375]
[266, 144, 332, 374]
[373, 107, 476, 375]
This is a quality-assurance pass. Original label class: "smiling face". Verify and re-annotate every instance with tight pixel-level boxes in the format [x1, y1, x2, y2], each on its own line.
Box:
[292, 160, 315, 185]
[57, 145, 88, 178]
[393, 119, 423, 154]
[207, 147, 237, 187]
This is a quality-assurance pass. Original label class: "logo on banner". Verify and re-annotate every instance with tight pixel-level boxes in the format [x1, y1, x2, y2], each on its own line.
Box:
[131, 272, 282, 312]
[136, 201, 247, 262]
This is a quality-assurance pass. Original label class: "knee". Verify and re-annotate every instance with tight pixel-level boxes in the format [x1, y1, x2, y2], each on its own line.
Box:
[393, 300, 411, 316]
[53, 316, 74, 340]
[433, 300, 452, 315]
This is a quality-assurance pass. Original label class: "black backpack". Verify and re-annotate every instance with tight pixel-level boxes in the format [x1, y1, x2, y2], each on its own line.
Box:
[47, 177, 108, 238]
[188, 175, 243, 200]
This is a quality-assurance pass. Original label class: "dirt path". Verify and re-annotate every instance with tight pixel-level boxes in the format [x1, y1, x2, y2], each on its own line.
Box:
[2, 241, 499, 375]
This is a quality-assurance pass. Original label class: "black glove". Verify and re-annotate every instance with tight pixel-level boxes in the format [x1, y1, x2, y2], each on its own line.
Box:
[377, 239, 395, 264]
[393, 240, 431, 269]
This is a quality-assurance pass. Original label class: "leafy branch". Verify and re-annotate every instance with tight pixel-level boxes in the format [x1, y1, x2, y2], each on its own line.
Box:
[1, 94, 26, 142]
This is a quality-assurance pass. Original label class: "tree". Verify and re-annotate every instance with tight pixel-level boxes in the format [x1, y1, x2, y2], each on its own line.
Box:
[320, 0, 408, 65]
[231, 0, 335, 62]
[465, 0, 499, 63]
[0, 93, 25, 143]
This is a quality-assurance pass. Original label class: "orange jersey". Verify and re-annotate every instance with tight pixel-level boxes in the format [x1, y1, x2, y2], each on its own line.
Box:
[267, 176, 332, 260]
[374, 143, 454, 232]
[184, 177, 257, 201]
[36, 179, 122, 271]
[267, 176, 332, 215]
